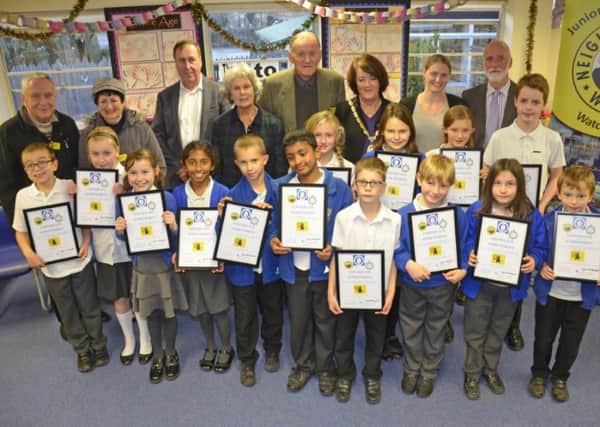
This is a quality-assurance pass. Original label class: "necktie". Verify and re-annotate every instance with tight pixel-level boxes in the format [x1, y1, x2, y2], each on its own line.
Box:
[484, 90, 502, 149]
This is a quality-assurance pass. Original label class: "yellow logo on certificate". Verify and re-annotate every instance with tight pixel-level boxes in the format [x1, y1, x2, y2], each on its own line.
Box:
[230, 211, 240, 220]
[486, 226, 496, 235]
[234, 237, 246, 248]
[128, 203, 136, 212]
[34, 217, 43, 225]
[48, 237, 60, 247]
[570, 250, 585, 262]
[296, 221, 308, 231]
[563, 223, 573, 232]
[429, 245, 442, 256]
[140, 225, 153, 236]
[192, 242, 205, 252]
[418, 221, 427, 231]
[81, 177, 90, 186]
[90, 201, 102, 211]
[387, 185, 399, 196]
[454, 180, 466, 190]
[344, 261, 353, 269]
[354, 284, 366, 294]
[185, 217, 194, 226]
[287, 194, 296, 203]
[491, 253, 505, 265]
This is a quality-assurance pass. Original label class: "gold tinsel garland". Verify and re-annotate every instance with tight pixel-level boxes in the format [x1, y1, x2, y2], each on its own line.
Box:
[525, 0, 537, 74]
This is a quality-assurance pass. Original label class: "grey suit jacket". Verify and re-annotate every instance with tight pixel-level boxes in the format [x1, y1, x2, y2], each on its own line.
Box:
[152, 76, 230, 189]
[259, 68, 345, 133]
[462, 81, 517, 149]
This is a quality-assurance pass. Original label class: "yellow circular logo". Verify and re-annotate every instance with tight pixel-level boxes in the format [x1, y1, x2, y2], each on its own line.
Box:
[81, 178, 90, 186]
[185, 217, 194, 226]
[230, 211, 240, 220]
[287, 194, 296, 203]
[128, 203, 136, 212]
[563, 223, 573, 232]
[34, 217, 43, 225]
[486, 225, 496, 235]
[344, 261, 353, 269]
[417, 221, 427, 231]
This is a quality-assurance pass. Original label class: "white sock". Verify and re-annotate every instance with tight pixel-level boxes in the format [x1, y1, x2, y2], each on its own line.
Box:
[135, 311, 152, 355]
[116, 310, 135, 356]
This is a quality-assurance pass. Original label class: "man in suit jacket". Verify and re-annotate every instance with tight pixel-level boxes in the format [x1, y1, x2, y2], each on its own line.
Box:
[259, 31, 345, 134]
[152, 40, 229, 189]
[462, 40, 517, 150]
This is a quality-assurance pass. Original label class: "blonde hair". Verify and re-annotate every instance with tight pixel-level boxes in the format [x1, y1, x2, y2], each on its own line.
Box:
[442, 105, 475, 148]
[233, 134, 267, 156]
[418, 154, 455, 185]
[123, 148, 164, 190]
[305, 110, 346, 167]
[21, 142, 56, 163]
[558, 164, 595, 195]
[86, 126, 120, 149]
[355, 157, 387, 182]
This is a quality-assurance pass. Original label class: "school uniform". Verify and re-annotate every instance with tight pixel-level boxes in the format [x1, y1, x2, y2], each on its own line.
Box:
[274, 168, 353, 375]
[531, 205, 600, 381]
[394, 195, 468, 380]
[13, 178, 105, 355]
[461, 200, 548, 377]
[331, 202, 400, 381]
[224, 173, 283, 367]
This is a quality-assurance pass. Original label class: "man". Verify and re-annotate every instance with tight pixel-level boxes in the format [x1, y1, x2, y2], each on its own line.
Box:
[152, 40, 230, 189]
[259, 31, 345, 134]
[0, 73, 78, 223]
[462, 40, 517, 150]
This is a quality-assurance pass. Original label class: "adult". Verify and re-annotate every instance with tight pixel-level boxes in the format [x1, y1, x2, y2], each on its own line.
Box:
[208, 64, 286, 188]
[462, 40, 517, 150]
[0, 72, 78, 222]
[259, 31, 345, 134]
[78, 77, 166, 171]
[334, 54, 390, 163]
[400, 54, 468, 153]
[152, 40, 230, 189]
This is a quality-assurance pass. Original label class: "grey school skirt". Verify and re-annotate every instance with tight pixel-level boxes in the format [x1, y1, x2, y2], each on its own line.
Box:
[182, 270, 232, 317]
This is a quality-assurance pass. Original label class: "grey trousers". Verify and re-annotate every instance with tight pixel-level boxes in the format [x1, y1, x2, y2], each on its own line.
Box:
[44, 262, 106, 354]
[464, 281, 517, 376]
[398, 282, 454, 379]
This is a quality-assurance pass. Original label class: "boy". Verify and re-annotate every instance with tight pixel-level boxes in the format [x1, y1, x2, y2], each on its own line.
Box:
[483, 73, 566, 351]
[221, 135, 283, 387]
[394, 154, 467, 398]
[13, 142, 107, 372]
[271, 130, 353, 395]
[529, 165, 600, 402]
[327, 157, 400, 404]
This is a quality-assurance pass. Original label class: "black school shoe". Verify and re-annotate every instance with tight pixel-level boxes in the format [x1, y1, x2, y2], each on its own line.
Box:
[149, 355, 165, 384]
[287, 368, 312, 392]
[505, 327, 525, 351]
[335, 378, 352, 403]
[139, 352, 153, 365]
[77, 351, 94, 373]
[199, 348, 217, 371]
[365, 379, 381, 404]
[120, 347, 135, 366]
[214, 348, 235, 373]
[165, 351, 180, 381]
[94, 346, 110, 367]
[318, 373, 337, 396]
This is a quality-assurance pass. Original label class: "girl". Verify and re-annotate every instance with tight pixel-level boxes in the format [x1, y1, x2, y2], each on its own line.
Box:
[86, 127, 152, 366]
[426, 105, 475, 156]
[115, 148, 187, 384]
[461, 159, 547, 400]
[172, 141, 234, 373]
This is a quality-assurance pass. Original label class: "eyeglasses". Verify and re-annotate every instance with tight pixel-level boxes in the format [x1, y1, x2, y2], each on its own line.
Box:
[356, 179, 384, 188]
[24, 159, 53, 171]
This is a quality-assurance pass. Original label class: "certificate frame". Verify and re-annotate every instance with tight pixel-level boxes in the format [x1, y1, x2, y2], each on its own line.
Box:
[176, 208, 219, 270]
[522, 164, 542, 208]
[74, 169, 119, 228]
[335, 250, 385, 311]
[118, 190, 171, 255]
[375, 151, 421, 211]
[473, 214, 530, 287]
[279, 183, 327, 251]
[23, 202, 80, 265]
[214, 201, 270, 268]
[440, 148, 482, 206]
[325, 167, 352, 186]
[551, 212, 600, 282]
[408, 206, 459, 274]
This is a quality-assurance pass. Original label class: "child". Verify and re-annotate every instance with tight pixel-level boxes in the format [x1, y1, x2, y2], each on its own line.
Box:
[220, 134, 283, 387]
[426, 105, 476, 156]
[529, 165, 599, 402]
[305, 110, 355, 176]
[327, 157, 400, 404]
[86, 126, 152, 365]
[172, 141, 233, 373]
[394, 154, 468, 398]
[483, 73, 565, 351]
[462, 158, 547, 400]
[115, 148, 187, 384]
[271, 130, 353, 395]
[13, 142, 107, 372]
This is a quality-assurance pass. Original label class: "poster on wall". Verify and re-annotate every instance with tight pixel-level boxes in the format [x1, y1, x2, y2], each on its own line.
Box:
[105, 6, 204, 120]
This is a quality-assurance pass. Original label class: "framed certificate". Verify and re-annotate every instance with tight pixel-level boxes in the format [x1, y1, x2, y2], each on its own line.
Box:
[74, 169, 118, 228]
[176, 208, 219, 270]
[325, 167, 352, 186]
[440, 149, 482, 206]
[118, 190, 171, 255]
[522, 164, 542, 207]
[23, 202, 79, 265]
[375, 152, 420, 211]
[335, 250, 385, 310]
[214, 201, 270, 267]
[408, 207, 459, 274]
[279, 184, 327, 250]
[552, 212, 600, 282]
[473, 215, 530, 287]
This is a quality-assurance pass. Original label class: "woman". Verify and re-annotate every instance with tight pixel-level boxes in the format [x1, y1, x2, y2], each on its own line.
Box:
[208, 64, 286, 188]
[334, 54, 390, 163]
[400, 54, 468, 153]
[78, 77, 166, 171]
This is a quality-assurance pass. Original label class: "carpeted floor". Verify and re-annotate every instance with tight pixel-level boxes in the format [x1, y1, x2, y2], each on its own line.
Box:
[1, 272, 598, 427]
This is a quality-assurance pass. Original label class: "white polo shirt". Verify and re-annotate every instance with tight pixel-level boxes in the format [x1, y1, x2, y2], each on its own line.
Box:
[331, 202, 401, 288]
[484, 121, 566, 199]
[13, 178, 92, 278]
